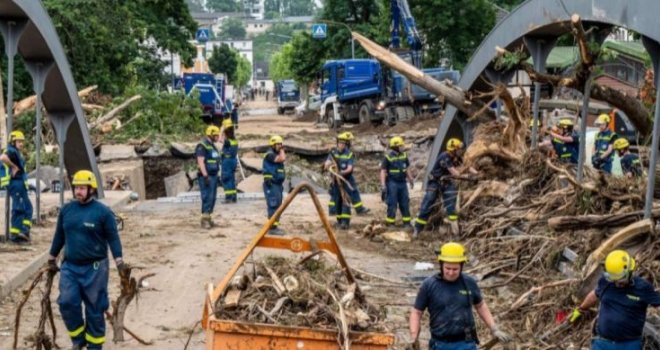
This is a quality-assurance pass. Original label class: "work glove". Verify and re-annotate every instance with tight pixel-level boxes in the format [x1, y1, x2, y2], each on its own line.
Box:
[408, 181, 414, 190]
[47, 259, 59, 274]
[204, 176, 210, 186]
[490, 325, 512, 343]
[117, 261, 130, 279]
[380, 186, 387, 202]
[569, 307, 583, 323]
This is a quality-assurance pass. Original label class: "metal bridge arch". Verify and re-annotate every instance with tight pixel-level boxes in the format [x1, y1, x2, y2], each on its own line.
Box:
[0, 0, 101, 199]
[428, 0, 660, 217]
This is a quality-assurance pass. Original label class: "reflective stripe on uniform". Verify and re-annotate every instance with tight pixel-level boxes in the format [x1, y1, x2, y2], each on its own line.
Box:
[22, 219, 31, 227]
[415, 218, 427, 225]
[389, 169, 401, 173]
[264, 174, 273, 179]
[224, 190, 237, 195]
[207, 160, 217, 163]
[10, 227, 21, 234]
[337, 214, 351, 219]
[448, 214, 459, 221]
[229, 140, 239, 146]
[352, 202, 363, 208]
[385, 217, 395, 223]
[333, 152, 353, 160]
[329, 201, 336, 206]
[402, 216, 411, 222]
[68, 325, 85, 338]
[85, 333, 105, 345]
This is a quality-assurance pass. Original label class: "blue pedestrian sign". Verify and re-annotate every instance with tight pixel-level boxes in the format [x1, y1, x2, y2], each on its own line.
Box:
[311, 23, 327, 39]
[196, 28, 210, 43]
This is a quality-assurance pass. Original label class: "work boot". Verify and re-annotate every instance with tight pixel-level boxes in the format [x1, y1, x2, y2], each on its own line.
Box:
[70, 343, 86, 350]
[268, 227, 285, 236]
[10, 232, 30, 244]
[339, 221, 349, 230]
[200, 214, 211, 229]
[355, 207, 371, 216]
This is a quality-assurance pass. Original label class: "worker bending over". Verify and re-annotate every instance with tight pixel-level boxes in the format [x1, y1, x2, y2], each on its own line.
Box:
[196, 125, 222, 229]
[410, 242, 511, 349]
[220, 119, 239, 203]
[48, 170, 129, 350]
[380, 136, 413, 227]
[613, 138, 642, 178]
[592, 114, 617, 173]
[414, 138, 475, 237]
[570, 250, 660, 349]
[540, 118, 579, 164]
[263, 135, 286, 235]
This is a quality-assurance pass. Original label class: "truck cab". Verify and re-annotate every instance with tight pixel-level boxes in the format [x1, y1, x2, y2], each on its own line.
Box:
[276, 80, 300, 115]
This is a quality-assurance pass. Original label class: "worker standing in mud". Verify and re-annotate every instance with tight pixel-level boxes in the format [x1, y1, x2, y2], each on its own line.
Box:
[0, 130, 33, 243]
[263, 135, 286, 235]
[592, 114, 617, 173]
[47, 170, 129, 350]
[540, 118, 579, 164]
[613, 139, 643, 178]
[413, 138, 476, 237]
[570, 250, 660, 349]
[220, 119, 238, 203]
[410, 242, 512, 349]
[196, 125, 222, 229]
[380, 136, 413, 227]
[342, 132, 371, 216]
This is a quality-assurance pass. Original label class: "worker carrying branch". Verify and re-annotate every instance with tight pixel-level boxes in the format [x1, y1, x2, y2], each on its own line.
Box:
[570, 250, 660, 349]
[196, 125, 222, 229]
[47, 170, 129, 350]
[0, 130, 33, 243]
[220, 119, 239, 203]
[539, 118, 580, 164]
[613, 138, 643, 178]
[592, 113, 618, 173]
[380, 136, 413, 227]
[263, 135, 286, 235]
[409, 242, 512, 349]
[413, 138, 476, 237]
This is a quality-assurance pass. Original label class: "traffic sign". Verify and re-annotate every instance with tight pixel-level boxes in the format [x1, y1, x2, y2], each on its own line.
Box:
[196, 28, 210, 43]
[311, 23, 327, 39]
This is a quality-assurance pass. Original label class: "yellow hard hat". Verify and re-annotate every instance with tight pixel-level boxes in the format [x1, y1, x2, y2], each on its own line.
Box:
[437, 242, 468, 263]
[389, 136, 404, 148]
[337, 132, 353, 142]
[222, 119, 233, 129]
[613, 138, 630, 150]
[71, 170, 98, 189]
[9, 130, 25, 142]
[529, 119, 541, 128]
[604, 250, 636, 281]
[205, 125, 221, 136]
[446, 138, 464, 152]
[269, 135, 283, 146]
[558, 119, 574, 127]
[596, 114, 610, 125]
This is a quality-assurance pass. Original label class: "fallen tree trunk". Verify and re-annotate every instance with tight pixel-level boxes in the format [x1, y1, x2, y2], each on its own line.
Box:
[548, 209, 660, 230]
[351, 32, 495, 121]
[90, 95, 142, 130]
[14, 85, 97, 116]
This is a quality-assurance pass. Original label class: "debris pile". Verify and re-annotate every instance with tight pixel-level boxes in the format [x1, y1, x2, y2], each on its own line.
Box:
[215, 256, 388, 333]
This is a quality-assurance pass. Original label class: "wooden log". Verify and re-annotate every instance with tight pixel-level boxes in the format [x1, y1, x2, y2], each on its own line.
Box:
[548, 209, 660, 231]
[223, 289, 242, 309]
[264, 266, 286, 296]
[90, 95, 142, 129]
[351, 31, 495, 121]
[14, 85, 97, 116]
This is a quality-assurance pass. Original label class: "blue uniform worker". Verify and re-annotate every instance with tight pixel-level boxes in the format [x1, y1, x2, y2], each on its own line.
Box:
[1, 130, 33, 242]
[47, 170, 129, 350]
[613, 138, 642, 178]
[549, 118, 580, 164]
[592, 114, 618, 173]
[410, 242, 512, 349]
[196, 125, 222, 228]
[380, 136, 413, 226]
[263, 135, 286, 235]
[327, 132, 369, 216]
[231, 105, 239, 129]
[570, 250, 660, 350]
[414, 138, 470, 236]
[220, 119, 239, 203]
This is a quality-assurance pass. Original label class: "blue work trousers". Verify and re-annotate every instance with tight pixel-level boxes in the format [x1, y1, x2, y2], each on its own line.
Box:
[429, 339, 477, 350]
[222, 158, 237, 201]
[346, 176, 366, 213]
[58, 259, 109, 350]
[264, 181, 283, 227]
[414, 182, 457, 231]
[591, 338, 641, 350]
[199, 175, 219, 214]
[328, 181, 351, 225]
[386, 180, 410, 225]
[9, 179, 32, 240]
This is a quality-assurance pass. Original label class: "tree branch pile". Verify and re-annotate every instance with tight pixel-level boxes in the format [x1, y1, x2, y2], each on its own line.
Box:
[215, 255, 389, 339]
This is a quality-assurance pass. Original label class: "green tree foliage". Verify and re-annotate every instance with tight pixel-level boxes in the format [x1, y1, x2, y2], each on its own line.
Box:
[264, 0, 317, 19]
[234, 55, 253, 88]
[269, 43, 294, 82]
[208, 44, 239, 82]
[34, 0, 197, 96]
[206, 0, 240, 12]
[411, 0, 496, 69]
[218, 18, 247, 40]
[252, 23, 305, 63]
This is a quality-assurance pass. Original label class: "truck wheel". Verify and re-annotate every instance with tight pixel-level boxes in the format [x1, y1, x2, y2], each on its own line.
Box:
[326, 107, 341, 129]
[277, 107, 284, 115]
[358, 101, 374, 125]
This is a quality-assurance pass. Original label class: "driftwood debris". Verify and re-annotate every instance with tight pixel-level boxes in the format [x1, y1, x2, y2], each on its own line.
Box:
[109, 265, 154, 343]
[548, 209, 660, 231]
[13, 266, 59, 350]
[90, 95, 142, 130]
[14, 85, 98, 116]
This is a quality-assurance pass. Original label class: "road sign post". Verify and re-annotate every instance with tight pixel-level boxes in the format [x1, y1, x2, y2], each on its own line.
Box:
[196, 28, 210, 43]
[311, 24, 327, 39]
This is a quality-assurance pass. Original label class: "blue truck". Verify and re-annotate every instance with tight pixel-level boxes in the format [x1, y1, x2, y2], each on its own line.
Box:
[182, 72, 226, 117]
[318, 59, 460, 127]
[276, 80, 301, 115]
